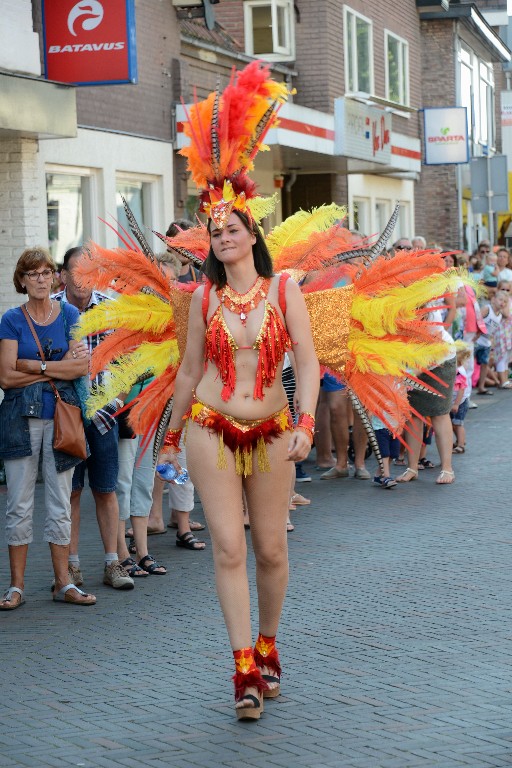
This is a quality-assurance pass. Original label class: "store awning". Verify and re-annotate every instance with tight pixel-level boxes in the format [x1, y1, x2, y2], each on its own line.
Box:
[0, 72, 77, 139]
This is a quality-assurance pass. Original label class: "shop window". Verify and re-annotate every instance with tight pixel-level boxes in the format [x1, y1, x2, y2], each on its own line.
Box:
[46, 171, 92, 263]
[385, 31, 409, 106]
[344, 7, 373, 94]
[375, 200, 390, 237]
[116, 178, 151, 247]
[244, 0, 294, 60]
[352, 197, 370, 236]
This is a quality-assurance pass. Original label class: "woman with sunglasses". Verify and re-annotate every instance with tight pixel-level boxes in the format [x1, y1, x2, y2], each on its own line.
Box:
[0, 247, 96, 609]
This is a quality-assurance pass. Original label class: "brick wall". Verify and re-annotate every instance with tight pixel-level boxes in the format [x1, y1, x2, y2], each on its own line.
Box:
[416, 20, 459, 248]
[0, 138, 43, 313]
[32, 0, 181, 141]
[217, 0, 422, 140]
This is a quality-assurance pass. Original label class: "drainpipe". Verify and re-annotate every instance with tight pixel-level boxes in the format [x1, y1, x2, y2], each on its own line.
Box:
[284, 171, 297, 218]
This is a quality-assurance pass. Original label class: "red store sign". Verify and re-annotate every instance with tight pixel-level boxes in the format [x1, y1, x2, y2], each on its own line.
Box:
[42, 0, 137, 86]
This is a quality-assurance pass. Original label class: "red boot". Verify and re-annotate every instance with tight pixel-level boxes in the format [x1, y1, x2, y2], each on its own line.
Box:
[233, 647, 267, 720]
[254, 633, 281, 698]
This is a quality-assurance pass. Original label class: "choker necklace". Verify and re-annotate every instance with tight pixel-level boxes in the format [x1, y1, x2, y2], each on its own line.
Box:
[218, 276, 270, 325]
[25, 301, 54, 325]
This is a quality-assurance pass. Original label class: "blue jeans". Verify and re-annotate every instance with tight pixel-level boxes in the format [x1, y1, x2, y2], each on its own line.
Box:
[72, 422, 119, 493]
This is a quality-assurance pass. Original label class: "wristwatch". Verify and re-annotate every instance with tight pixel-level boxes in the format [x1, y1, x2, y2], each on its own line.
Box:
[40, 361, 47, 373]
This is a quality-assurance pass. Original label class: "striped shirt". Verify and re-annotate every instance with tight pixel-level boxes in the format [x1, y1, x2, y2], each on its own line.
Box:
[52, 289, 116, 433]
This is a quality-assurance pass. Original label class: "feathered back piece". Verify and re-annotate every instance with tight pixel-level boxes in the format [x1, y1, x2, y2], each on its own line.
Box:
[74, 243, 170, 298]
[179, 60, 290, 229]
[303, 252, 468, 436]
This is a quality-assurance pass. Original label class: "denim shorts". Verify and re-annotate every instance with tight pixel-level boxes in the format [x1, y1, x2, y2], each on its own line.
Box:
[450, 398, 469, 426]
[475, 345, 490, 366]
[72, 421, 119, 493]
[321, 372, 346, 392]
[374, 428, 400, 460]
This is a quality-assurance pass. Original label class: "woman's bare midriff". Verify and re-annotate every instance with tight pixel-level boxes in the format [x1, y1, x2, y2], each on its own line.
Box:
[195, 353, 288, 419]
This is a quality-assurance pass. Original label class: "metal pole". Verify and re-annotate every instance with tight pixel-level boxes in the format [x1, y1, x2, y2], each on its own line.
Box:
[487, 154, 495, 245]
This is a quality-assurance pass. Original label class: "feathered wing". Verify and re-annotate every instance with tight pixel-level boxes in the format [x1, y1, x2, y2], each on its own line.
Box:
[267, 205, 346, 259]
[74, 244, 169, 297]
[71, 236, 197, 443]
[304, 253, 468, 435]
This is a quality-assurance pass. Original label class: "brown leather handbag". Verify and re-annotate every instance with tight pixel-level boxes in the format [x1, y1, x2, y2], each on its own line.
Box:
[22, 306, 88, 460]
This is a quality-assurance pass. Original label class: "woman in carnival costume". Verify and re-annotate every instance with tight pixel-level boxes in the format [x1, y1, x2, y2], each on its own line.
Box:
[72, 62, 467, 720]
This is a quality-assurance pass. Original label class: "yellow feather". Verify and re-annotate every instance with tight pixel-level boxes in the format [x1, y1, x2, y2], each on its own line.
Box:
[266, 205, 347, 257]
[85, 340, 179, 417]
[249, 194, 278, 223]
[348, 329, 451, 377]
[352, 272, 464, 338]
[73, 294, 173, 340]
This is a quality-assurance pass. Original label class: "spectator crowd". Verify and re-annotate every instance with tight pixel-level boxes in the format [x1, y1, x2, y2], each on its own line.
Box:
[1, 228, 510, 610]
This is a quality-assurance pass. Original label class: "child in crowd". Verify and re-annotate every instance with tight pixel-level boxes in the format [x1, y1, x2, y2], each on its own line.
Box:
[451, 346, 472, 454]
[372, 415, 399, 489]
[474, 289, 507, 394]
[482, 251, 499, 288]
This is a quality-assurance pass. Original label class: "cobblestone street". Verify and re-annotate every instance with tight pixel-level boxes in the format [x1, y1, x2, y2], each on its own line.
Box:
[1, 392, 511, 768]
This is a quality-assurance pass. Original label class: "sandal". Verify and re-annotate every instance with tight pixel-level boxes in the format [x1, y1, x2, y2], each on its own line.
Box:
[128, 537, 136, 555]
[176, 531, 206, 550]
[168, 520, 205, 531]
[138, 554, 167, 575]
[291, 493, 311, 506]
[418, 458, 435, 469]
[436, 470, 455, 484]
[286, 521, 295, 532]
[120, 557, 149, 578]
[53, 584, 96, 605]
[126, 527, 166, 537]
[0, 586, 25, 611]
[393, 457, 406, 466]
[452, 445, 465, 454]
[396, 468, 418, 483]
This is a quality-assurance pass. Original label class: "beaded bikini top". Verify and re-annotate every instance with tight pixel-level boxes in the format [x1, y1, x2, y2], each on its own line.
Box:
[202, 273, 292, 401]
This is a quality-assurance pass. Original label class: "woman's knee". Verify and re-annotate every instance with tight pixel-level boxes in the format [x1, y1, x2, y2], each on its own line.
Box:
[254, 542, 288, 571]
[212, 537, 247, 571]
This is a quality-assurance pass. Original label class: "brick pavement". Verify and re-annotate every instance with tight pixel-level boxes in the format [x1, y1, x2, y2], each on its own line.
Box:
[1, 392, 512, 767]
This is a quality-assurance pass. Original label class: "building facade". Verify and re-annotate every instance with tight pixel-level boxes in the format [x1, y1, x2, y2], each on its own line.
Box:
[1, 0, 512, 319]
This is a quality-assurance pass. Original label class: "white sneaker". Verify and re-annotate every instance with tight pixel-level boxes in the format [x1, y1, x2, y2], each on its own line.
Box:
[468, 400, 478, 409]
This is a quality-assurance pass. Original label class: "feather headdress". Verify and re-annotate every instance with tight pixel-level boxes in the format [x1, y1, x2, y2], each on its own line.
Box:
[179, 60, 290, 228]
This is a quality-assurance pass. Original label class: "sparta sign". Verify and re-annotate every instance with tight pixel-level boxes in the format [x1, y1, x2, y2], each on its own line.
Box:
[42, 0, 137, 86]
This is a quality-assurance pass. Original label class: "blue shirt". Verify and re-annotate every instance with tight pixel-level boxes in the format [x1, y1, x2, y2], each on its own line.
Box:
[0, 303, 80, 418]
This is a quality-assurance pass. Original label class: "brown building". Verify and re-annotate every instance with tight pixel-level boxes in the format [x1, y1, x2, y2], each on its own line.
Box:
[2, 0, 511, 318]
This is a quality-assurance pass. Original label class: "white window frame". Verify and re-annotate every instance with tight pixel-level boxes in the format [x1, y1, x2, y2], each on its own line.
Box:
[457, 41, 495, 154]
[385, 30, 409, 106]
[351, 196, 370, 236]
[45, 164, 99, 256]
[344, 6, 374, 95]
[244, 0, 295, 61]
[116, 171, 160, 248]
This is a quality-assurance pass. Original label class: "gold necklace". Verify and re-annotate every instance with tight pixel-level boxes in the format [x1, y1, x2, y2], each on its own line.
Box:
[218, 276, 270, 325]
[25, 301, 54, 325]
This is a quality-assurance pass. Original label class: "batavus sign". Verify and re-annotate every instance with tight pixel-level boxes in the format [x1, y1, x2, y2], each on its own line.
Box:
[42, 0, 137, 86]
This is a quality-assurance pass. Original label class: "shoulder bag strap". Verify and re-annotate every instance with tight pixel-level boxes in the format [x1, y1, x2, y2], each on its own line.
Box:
[21, 305, 60, 400]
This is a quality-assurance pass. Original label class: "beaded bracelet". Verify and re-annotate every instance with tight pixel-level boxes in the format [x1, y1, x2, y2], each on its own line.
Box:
[163, 428, 182, 449]
[296, 412, 315, 444]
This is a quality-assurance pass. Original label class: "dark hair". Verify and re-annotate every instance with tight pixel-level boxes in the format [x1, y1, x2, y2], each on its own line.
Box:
[166, 219, 195, 238]
[62, 246, 85, 270]
[202, 210, 273, 288]
[444, 253, 459, 267]
[13, 247, 56, 294]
